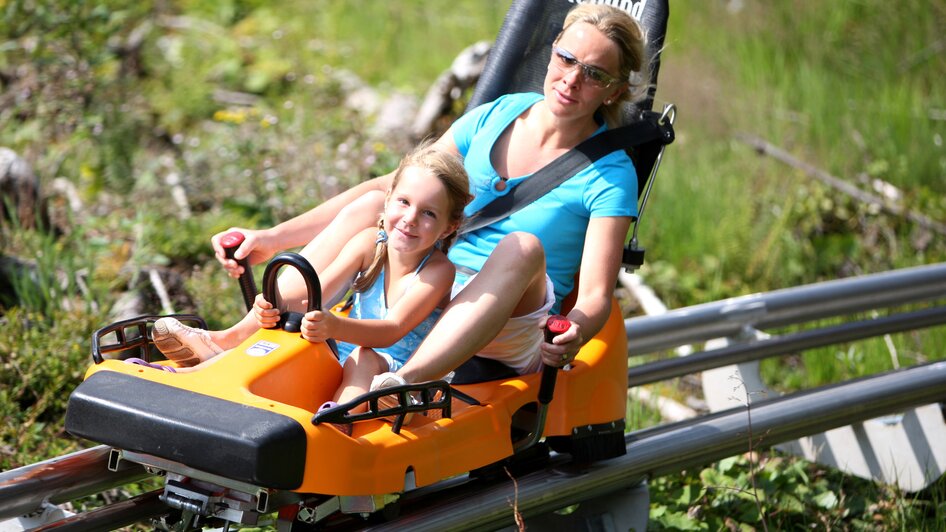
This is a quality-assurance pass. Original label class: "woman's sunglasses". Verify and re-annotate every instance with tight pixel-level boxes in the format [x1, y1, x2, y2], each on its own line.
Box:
[551, 46, 621, 88]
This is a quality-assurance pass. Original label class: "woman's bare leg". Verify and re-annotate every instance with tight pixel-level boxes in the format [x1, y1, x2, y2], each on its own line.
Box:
[206, 310, 260, 350]
[163, 191, 385, 357]
[166, 349, 228, 373]
[396, 232, 548, 383]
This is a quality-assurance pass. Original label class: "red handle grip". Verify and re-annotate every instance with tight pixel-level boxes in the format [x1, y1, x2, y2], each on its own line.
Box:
[539, 315, 571, 405]
[220, 231, 257, 311]
[545, 314, 571, 341]
[220, 231, 245, 251]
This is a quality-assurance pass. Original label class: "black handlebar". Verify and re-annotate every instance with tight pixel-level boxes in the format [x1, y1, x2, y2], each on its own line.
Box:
[261, 252, 322, 333]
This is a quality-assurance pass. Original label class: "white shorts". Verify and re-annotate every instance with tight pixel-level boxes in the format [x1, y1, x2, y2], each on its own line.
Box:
[451, 273, 555, 375]
[376, 351, 404, 373]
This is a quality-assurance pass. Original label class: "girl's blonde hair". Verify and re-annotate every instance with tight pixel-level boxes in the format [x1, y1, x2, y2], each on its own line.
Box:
[353, 142, 471, 292]
[555, 3, 652, 127]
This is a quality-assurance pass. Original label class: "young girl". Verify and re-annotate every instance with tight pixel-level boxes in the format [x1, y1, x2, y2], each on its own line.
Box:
[254, 144, 470, 406]
[144, 144, 470, 409]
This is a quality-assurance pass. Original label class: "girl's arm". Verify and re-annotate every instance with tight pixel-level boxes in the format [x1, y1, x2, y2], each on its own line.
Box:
[302, 253, 456, 347]
[539, 216, 631, 365]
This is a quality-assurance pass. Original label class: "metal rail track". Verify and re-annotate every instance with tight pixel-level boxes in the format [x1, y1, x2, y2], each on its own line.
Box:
[627, 262, 946, 355]
[362, 361, 946, 531]
[30, 490, 166, 532]
[0, 446, 149, 520]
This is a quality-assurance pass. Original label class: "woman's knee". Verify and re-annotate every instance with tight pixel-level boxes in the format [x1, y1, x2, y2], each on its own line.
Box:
[494, 232, 545, 266]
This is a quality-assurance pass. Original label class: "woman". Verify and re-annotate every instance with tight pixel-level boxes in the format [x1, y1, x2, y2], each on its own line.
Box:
[157, 4, 648, 385]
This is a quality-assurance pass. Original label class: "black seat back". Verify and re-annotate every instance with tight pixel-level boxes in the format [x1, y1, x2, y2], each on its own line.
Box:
[467, 0, 671, 200]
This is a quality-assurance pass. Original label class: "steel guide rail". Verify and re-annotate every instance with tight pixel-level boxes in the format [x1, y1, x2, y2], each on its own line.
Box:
[626, 262, 946, 355]
[30, 490, 166, 532]
[628, 304, 946, 387]
[361, 361, 946, 532]
[0, 445, 149, 521]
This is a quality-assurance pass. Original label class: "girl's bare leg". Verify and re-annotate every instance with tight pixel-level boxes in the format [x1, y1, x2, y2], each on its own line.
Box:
[334, 347, 389, 409]
[396, 232, 548, 383]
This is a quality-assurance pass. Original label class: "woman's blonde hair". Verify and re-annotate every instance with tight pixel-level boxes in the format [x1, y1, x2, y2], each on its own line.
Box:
[353, 142, 471, 292]
[555, 3, 652, 127]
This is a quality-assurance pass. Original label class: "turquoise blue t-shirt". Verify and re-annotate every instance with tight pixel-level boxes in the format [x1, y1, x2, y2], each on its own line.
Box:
[448, 92, 638, 313]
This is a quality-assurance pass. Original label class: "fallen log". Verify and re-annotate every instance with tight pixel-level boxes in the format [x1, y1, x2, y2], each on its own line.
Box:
[737, 133, 946, 237]
[411, 41, 491, 140]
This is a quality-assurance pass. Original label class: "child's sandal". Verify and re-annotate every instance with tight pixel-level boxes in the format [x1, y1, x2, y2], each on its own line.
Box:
[125, 357, 177, 373]
[318, 401, 352, 436]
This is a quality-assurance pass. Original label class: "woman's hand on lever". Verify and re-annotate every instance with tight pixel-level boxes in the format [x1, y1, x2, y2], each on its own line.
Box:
[540, 218, 631, 368]
[539, 315, 583, 367]
[212, 228, 278, 278]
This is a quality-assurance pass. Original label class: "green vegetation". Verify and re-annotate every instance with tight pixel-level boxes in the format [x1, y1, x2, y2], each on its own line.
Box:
[1, 0, 945, 529]
[642, 1, 946, 390]
[649, 455, 946, 531]
[638, 3, 946, 529]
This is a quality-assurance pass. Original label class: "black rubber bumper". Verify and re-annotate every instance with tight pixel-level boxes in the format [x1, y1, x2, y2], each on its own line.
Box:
[65, 371, 306, 490]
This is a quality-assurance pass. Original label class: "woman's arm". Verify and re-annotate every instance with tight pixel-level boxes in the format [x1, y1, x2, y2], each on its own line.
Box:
[264, 177, 393, 251]
[210, 128, 463, 277]
[210, 174, 393, 275]
[212, 132, 461, 274]
[541, 216, 631, 364]
[302, 254, 456, 347]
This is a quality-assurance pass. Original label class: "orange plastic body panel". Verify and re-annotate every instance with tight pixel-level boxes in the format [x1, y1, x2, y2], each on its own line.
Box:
[82, 300, 627, 496]
[544, 300, 628, 434]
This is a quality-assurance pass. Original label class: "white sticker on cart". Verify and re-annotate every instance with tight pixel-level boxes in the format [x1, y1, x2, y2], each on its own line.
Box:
[245, 340, 279, 357]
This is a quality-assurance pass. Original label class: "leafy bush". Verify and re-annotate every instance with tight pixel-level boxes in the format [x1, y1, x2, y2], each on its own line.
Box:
[0, 307, 96, 469]
[650, 452, 945, 531]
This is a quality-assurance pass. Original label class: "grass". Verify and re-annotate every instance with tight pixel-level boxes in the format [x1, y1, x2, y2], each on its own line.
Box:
[641, 0, 946, 391]
[2, 0, 946, 528]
